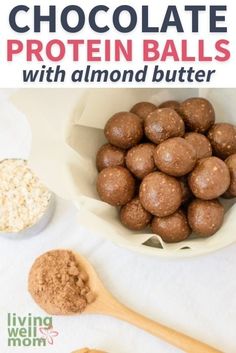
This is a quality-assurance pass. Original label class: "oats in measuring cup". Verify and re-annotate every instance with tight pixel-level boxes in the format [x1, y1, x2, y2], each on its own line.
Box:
[0, 159, 52, 233]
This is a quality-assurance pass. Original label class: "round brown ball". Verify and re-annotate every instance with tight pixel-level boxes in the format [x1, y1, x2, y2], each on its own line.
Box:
[154, 137, 197, 177]
[225, 154, 236, 197]
[180, 98, 215, 133]
[151, 209, 191, 243]
[126, 143, 156, 179]
[158, 100, 180, 111]
[139, 172, 182, 217]
[188, 199, 224, 237]
[96, 166, 135, 206]
[130, 101, 156, 121]
[96, 143, 126, 172]
[207, 123, 236, 159]
[144, 108, 185, 144]
[104, 112, 143, 149]
[188, 157, 230, 200]
[120, 197, 152, 230]
[184, 132, 212, 160]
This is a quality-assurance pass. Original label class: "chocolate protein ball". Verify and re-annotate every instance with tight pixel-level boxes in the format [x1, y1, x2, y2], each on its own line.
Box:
[184, 132, 212, 160]
[96, 143, 126, 172]
[188, 199, 224, 237]
[151, 209, 191, 243]
[144, 108, 185, 144]
[96, 166, 135, 206]
[180, 98, 215, 133]
[139, 172, 182, 217]
[130, 101, 157, 121]
[120, 197, 152, 230]
[179, 177, 193, 204]
[154, 137, 197, 177]
[188, 157, 230, 200]
[104, 112, 143, 149]
[225, 154, 236, 197]
[207, 123, 236, 159]
[158, 100, 180, 111]
[95, 96, 236, 242]
[126, 143, 156, 179]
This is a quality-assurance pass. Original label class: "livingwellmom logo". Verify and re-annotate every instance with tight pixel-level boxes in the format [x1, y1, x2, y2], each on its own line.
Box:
[7, 313, 59, 347]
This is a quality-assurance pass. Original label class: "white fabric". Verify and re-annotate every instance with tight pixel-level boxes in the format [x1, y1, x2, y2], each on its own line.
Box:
[0, 92, 235, 353]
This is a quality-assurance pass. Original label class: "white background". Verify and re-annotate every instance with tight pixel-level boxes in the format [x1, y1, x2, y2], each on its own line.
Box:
[0, 0, 236, 87]
[1, 1, 236, 352]
[2, 195, 236, 353]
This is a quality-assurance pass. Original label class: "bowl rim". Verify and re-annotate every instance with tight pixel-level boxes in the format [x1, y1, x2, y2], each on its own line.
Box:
[76, 203, 235, 259]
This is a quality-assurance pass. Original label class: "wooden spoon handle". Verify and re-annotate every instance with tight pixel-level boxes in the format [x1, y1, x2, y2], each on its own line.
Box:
[102, 300, 222, 353]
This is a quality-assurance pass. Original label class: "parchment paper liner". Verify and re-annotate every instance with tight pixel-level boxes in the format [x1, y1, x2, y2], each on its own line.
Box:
[11, 88, 236, 257]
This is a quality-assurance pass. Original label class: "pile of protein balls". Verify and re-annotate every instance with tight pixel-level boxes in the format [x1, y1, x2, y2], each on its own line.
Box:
[96, 98, 236, 243]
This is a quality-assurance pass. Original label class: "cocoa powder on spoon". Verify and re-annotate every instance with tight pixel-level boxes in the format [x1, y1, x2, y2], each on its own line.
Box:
[28, 250, 95, 315]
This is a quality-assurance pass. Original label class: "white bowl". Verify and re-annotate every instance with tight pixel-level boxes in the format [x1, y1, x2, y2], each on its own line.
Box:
[11, 88, 236, 257]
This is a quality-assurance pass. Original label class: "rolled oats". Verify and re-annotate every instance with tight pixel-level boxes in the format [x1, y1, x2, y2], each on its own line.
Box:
[0, 159, 51, 233]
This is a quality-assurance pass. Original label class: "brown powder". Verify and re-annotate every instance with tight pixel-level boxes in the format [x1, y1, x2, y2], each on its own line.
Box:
[28, 250, 95, 315]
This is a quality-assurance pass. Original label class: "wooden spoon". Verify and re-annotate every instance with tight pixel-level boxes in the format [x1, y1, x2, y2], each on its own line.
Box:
[74, 252, 222, 353]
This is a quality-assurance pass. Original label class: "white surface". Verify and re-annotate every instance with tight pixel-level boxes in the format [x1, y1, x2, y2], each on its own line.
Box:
[1, 198, 236, 353]
[0, 92, 236, 353]
[0, 98, 31, 161]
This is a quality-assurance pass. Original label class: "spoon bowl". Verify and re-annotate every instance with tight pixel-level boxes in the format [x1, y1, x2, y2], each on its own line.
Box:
[73, 252, 222, 353]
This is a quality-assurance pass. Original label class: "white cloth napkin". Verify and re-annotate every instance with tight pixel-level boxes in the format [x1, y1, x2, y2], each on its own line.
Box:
[0, 91, 235, 353]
